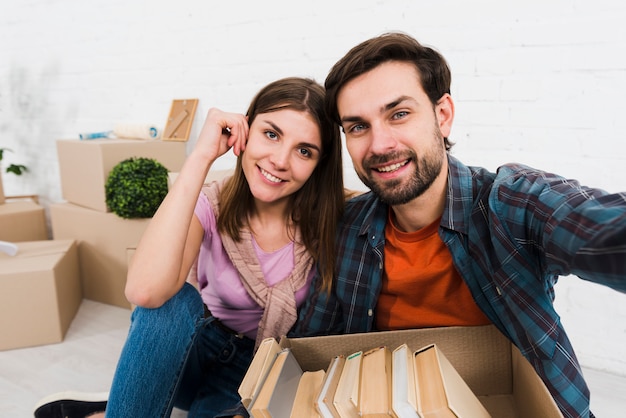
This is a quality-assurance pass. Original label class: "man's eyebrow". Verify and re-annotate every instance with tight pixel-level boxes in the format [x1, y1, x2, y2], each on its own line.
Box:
[340, 95, 415, 125]
[384, 95, 413, 112]
[340, 115, 362, 124]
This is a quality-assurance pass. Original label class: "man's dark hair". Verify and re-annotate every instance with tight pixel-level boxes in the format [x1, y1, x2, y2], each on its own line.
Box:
[325, 31, 454, 149]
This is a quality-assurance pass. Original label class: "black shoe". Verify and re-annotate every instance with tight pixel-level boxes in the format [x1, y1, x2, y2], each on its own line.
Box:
[33, 391, 108, 418]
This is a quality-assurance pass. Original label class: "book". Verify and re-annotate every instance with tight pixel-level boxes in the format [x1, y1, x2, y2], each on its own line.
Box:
[359, 346, 396, 417]
[315, 355, 346, 418]
[238, 337, 281, 408]
[392, 344, 420, 418]
[242, 340, 489, 418]
[413, 344, 491, 418]
[290, 369, 326, 418]
[249, 348, 303, 418]
[332, 350, 362, 418]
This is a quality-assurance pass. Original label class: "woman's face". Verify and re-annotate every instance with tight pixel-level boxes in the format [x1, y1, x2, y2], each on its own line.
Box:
[242, 108, 322, 206]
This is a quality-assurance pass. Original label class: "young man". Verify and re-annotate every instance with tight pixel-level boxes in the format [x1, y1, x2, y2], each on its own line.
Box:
[293, 32, 626, 418]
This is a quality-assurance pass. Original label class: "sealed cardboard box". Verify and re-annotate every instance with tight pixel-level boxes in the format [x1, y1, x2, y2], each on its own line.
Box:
[280, 325, 562, 418]
[0, 200, 47, 242]
[50, 202, 150, 309]
[0, 240, 81, 351]
[56, 138, 186, 212]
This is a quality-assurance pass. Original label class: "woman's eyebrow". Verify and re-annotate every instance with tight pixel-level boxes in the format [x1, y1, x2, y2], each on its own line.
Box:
[299, 141, 321, 153]
[262, 120, 284, 136]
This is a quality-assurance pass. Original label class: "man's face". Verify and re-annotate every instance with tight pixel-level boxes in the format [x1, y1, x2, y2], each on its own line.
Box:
[336, 61, 452, 205]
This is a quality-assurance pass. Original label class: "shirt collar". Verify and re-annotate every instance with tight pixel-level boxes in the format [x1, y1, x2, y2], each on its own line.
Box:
[442, 153, 473, 235]
[354, 192, 388, 247]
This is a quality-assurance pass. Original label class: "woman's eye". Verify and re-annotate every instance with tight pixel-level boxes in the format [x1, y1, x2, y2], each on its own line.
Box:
[265, 130, 278, 140]
[298, 148, 312, 158]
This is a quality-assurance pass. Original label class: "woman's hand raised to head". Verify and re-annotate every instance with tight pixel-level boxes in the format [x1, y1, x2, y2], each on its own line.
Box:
[194, 108, 249, 163]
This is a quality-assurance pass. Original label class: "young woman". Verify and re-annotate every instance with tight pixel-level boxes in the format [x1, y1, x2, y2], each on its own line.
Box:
[34, 77, 344, 418]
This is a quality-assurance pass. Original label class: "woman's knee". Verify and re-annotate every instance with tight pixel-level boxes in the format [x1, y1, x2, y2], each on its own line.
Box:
[131, 283, 203, 325]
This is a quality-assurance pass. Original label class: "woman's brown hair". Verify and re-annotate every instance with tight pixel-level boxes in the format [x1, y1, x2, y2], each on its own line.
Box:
[218, 77, 344, 292]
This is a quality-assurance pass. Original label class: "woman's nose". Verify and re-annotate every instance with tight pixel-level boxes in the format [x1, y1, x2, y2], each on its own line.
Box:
[269, 146, 290, 169]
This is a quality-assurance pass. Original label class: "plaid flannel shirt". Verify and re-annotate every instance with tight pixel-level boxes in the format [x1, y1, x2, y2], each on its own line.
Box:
[293, 154, 626, 418]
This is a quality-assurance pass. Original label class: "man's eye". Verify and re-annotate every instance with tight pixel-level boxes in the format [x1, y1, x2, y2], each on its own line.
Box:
[348, 123, 366, 134]
[392, 111, 408, 120]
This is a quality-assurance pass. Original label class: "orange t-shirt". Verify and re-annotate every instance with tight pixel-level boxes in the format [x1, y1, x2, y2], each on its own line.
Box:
[376, 211, 491, 330]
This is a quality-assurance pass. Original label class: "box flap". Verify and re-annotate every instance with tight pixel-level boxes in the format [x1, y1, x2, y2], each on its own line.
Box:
[0, 200, 42, 215]
[0, 240, 76, 273]
[511, 346, 562, 417]
[281, 325, 512, 396]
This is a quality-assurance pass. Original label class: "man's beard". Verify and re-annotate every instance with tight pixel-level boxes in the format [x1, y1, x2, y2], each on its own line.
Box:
[357, 134, 445, 206]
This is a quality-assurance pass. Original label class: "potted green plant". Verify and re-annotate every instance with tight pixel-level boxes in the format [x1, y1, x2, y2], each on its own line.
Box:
[0, 148, 29, 204]
[105, 157, 169, 219]
[0, 148, 28, 175]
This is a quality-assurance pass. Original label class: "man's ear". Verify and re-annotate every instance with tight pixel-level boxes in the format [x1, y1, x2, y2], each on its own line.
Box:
[435, 93, 454, 138]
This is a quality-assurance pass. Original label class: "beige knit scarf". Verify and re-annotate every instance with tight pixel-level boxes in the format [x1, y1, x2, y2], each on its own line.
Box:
[203, 180, 313, 349]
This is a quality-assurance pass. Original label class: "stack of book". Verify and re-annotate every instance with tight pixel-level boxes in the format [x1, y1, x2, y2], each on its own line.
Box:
[240, 337, 491, 418]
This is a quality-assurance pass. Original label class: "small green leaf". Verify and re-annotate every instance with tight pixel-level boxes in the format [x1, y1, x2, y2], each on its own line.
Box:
[0, 148, 13, 161]
[6, 164, 28, 175]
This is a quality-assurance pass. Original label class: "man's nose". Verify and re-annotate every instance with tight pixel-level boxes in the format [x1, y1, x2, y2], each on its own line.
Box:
[369, 122, 398, 154]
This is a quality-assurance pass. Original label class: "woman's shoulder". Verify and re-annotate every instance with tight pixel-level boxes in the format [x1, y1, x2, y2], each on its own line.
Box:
[201, 175, 234, 209]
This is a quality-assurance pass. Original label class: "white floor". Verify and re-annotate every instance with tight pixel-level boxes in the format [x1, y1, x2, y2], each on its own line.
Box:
[0, 300, 186, 418]
[1, 299, 624, 417]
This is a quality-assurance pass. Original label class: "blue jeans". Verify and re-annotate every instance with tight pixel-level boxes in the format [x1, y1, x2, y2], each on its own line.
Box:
[105, 283, 255, 418]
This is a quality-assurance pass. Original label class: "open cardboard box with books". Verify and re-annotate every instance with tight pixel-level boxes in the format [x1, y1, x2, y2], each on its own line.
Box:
[246, 324, 562, 417]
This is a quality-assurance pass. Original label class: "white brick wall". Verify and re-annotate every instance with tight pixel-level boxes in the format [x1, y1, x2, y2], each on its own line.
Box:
[1, 1, 625, 376]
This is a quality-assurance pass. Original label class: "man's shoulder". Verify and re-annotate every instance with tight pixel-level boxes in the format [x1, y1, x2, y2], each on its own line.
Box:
[463, 159, 548, 192]
[341, 191, 383, 228]
[491, 162, 567, 192]
[345, 190, 377, 212]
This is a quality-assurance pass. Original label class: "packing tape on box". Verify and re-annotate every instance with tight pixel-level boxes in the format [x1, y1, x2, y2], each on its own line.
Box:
[0, 241, 18, 256]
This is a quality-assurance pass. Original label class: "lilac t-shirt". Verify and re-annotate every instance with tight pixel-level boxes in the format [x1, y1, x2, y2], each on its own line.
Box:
[193, 190, 314, 340]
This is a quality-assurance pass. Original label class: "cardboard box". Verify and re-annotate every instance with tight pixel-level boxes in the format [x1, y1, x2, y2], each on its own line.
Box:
[0, 171, 5, 204]
[280, 325, 562, 418]
[0, 240, 81, 351]
[50, 202, 150, 309]
[0, 200, 47, 242]
[56, 138, 186, 212]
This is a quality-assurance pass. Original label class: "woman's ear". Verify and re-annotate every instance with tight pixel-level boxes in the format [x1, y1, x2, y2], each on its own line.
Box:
[435, 93, 454, 138]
